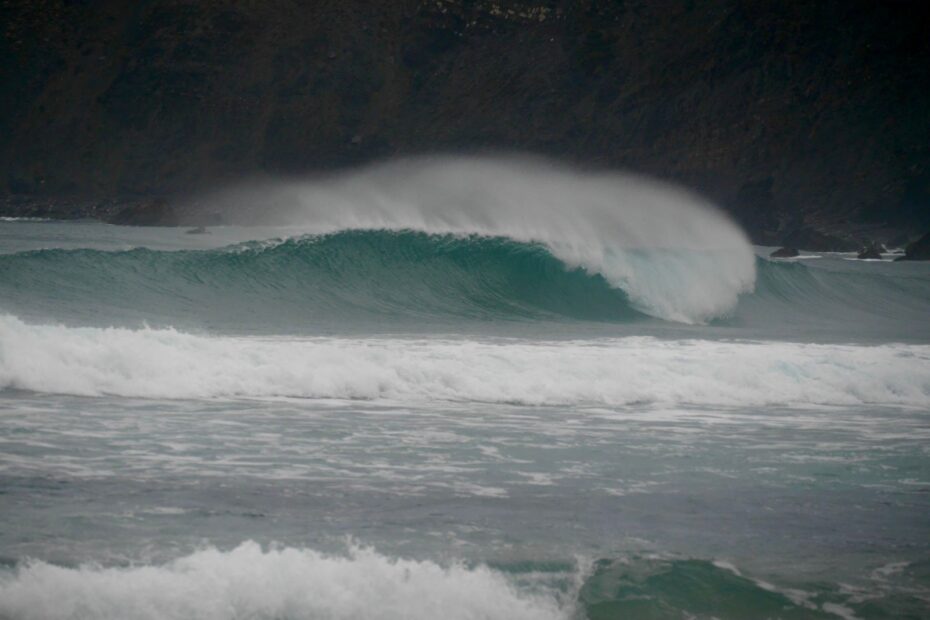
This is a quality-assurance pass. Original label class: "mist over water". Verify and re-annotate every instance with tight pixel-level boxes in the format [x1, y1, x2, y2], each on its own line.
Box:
[192, 156, 757, 323]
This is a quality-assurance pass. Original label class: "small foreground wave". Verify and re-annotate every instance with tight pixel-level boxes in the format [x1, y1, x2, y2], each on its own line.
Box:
[2, 542, 925, 619]
[0, 542, 570, 620]
[1, 315, 927, 406]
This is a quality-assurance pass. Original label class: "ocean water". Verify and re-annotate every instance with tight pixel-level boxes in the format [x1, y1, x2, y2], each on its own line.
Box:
[1, 160, 929, 619]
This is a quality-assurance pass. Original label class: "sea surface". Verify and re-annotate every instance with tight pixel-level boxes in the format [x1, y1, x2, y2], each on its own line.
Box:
[0, 162, 929, 620]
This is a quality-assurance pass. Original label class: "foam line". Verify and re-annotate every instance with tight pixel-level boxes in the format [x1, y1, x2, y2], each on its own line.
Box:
[0, 541, 569, 620]
[1, 315, 927, 406]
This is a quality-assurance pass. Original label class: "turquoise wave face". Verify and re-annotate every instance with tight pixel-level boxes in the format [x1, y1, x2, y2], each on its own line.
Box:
[575, 556, 930, 619]
[730, 256, 930, 340]
[0, 230, 643, 329]
[1, 229, 928, 339]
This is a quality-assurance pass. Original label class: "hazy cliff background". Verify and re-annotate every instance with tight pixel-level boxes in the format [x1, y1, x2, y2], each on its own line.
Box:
[1, 0, 928, 244]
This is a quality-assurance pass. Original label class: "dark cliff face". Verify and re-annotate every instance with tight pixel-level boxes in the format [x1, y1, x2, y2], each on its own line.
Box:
[2, 0, 928, 240]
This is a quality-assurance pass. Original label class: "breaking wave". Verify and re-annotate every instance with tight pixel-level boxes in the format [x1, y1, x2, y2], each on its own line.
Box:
[186, 156, 758, 323]
[2, 541, 921, 620]
[0, 231, 927, 338]
[0, 542, 570, 620]
[1, 314, 927, 405]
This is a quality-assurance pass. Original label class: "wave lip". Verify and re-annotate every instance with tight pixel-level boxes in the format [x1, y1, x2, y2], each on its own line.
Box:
[0, 541, 570, 620]
[2, 315, 928, 407]
[192, 156, 757, 323]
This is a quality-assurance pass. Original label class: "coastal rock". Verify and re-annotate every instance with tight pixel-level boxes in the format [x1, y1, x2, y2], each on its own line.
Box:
[770, 247, 800, 258]
[895, 231, 930, 261]
[857, 243, 884, 259]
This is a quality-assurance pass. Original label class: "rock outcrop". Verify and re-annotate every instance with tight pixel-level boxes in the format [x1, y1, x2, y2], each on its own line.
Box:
[896, 232, 930, 261]
[857, 243, 884, 260]
[770, 247, 799, 258]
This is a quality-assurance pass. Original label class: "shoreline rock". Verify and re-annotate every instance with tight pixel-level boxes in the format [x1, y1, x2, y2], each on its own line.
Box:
[770, 247, 800, 258]
[857, 243, 885, 259]
[895, 232, 930, 261]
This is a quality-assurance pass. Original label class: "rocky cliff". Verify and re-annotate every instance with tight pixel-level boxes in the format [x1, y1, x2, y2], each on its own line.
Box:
[2, 0, 928, 243]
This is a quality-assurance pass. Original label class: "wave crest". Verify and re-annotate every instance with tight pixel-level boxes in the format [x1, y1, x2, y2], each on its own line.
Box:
[191, 156, 756, 323]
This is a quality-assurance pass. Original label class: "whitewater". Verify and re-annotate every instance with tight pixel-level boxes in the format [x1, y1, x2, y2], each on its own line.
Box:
[1, 157, 929, 619]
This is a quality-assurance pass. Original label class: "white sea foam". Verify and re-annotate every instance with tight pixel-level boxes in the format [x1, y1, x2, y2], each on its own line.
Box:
[0, 541, 570, 620]
[1, 315, 928, 406]
[192, 156, 756, 323]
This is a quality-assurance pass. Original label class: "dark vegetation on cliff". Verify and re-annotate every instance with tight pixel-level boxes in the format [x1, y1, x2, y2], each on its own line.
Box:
[1, 0, 928, 245]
